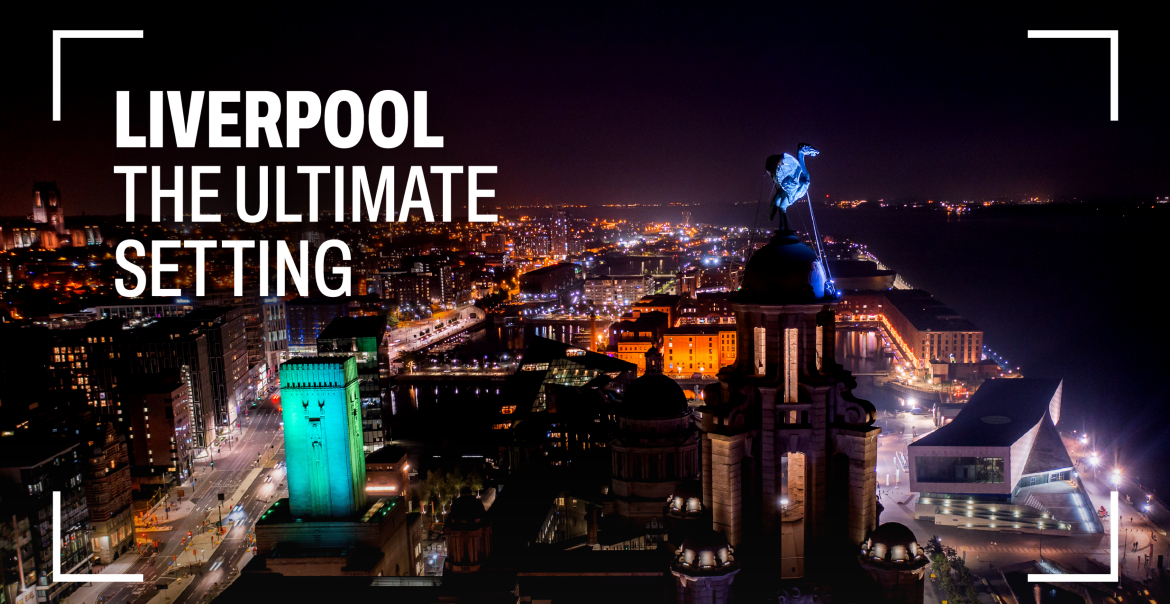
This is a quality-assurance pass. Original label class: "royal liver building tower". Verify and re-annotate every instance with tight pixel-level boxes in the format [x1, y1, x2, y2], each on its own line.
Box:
[699, 228, 880, 580]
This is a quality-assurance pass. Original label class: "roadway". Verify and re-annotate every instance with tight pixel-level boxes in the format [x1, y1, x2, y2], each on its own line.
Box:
[86, 392, 287, 604]
[387, 305, 484, 361]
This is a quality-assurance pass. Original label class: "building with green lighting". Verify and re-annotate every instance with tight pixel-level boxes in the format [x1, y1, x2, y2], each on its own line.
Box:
[279, 357, 367, 519]
[250, 357, 423, 577]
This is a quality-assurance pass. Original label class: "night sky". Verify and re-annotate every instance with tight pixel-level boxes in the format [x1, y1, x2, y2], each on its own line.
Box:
[1, 4, 1164, 216]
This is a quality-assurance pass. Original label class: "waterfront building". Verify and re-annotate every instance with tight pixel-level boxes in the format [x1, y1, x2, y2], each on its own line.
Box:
[826, 260, 897, 291]
[609, 311, 669, 375]
[519, 263, 581, 298]
[391, 271, 434, 310]
[584, 274, 652, 308]
[838, 289, 984, 370]
[632, 294, 682, 326]
[503, 337, 635, 472]
[908, 378, 1100, 534]
[700, 228, 880, 583]
[677, 292, 736, 326]
[662, 325, 736, 378]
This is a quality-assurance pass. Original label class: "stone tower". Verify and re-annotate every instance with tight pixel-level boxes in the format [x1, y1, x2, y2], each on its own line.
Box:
[611, 374, 701, 531]
[32, 181, 66, 235]
[645, 346, 665, 375]
[670, 528, 740, 603]
[445, 487, 492, 573]
[699, 229, 879, 579]
[858, 522, 930, 604]
[279, 357, 367, 519]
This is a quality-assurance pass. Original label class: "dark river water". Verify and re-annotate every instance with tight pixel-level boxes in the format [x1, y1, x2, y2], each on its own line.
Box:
[812, 204, 1170, 493]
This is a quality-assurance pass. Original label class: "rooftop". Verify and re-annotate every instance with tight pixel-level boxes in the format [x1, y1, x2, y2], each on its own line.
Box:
[281, 357, 353, 366]
[318, 315, 388, 340]
[364, 445, 408, 465]
[522, 263, 578, 277]
[884, 289, 980, 332]
[665, 325, 732, 335]
[910, 378, 1062, 448]
[517, 336, 634, 374]
[0, 438, 78, 469]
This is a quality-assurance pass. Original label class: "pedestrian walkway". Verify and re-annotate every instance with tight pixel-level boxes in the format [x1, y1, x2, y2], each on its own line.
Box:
[137, 497, 197, 528]
[168, 468, 262, 571]
[69, 551, 141, 604]
[962, 545, 1109, 554]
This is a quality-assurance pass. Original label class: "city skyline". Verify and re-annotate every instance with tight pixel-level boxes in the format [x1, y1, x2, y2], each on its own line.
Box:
[2, 5, 1169, 604]
[2, 5, 1166, 218]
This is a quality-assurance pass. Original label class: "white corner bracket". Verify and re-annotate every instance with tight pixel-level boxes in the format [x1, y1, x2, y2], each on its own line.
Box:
[52, 30, 144, 121]
[1027, 30, 1118, 121]
[53, 491, 143, 582]
[1028, 489, 1118, 583]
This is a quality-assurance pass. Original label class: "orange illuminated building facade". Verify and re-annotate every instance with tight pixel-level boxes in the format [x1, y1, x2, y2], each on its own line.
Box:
[364, 445, 410, 495]
[609, 311, 669, 375]
[631, 294, 682, 327]
[663, 325, 736, 377]
[839, 289, 983, 367]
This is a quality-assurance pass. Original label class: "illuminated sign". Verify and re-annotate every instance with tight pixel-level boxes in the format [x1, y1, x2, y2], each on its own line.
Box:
[565, 349, 586, 356]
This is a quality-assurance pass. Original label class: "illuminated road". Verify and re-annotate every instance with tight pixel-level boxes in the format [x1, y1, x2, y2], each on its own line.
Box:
[87, 394, 287, 604]
[388, 305, 484, 362]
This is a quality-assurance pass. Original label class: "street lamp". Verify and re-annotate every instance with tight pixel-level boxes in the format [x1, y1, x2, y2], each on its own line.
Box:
[1112, 468, 1122, 488]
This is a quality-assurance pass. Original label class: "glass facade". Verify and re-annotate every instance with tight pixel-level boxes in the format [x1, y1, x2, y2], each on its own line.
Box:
[915, 456, 1004, 483]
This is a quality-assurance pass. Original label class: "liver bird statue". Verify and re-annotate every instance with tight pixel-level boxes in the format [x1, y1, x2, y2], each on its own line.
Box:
[765, 143, 819, 230]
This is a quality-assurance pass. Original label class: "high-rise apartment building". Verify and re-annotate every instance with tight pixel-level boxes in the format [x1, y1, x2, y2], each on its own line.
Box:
[0, 439, 93, 604]
[287, 298, 349, 357]
[316, 316, 390, 452]
[123, 372, 193, 488]
[81, 422, 134, 564]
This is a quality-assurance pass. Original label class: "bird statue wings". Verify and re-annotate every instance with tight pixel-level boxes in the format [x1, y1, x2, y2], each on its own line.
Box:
[766, 144, 819, 230]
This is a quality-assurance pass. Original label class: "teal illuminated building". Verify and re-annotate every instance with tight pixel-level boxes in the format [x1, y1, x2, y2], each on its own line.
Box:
[279, 357, 367, 519]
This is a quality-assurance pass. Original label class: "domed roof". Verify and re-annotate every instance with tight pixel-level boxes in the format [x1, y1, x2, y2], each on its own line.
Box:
[859, 522, 928, 569]
[682, 528, 728, 554]
[869, 522, 918, 549]
[738, 230, 828, 304]
[675, 528, 737, 574]
[447, 487, 487, 529]
[620, 374, 689, 419]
